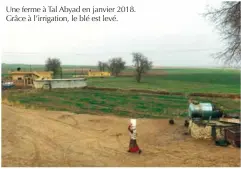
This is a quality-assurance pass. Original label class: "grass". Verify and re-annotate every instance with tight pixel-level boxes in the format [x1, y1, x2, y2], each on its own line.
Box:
[3, 89, 240, 119]
[2, 63, 240, 115]
[42, 67, 239, 94]
[2, 64, 240, 94]
[87, 71, 240, 94]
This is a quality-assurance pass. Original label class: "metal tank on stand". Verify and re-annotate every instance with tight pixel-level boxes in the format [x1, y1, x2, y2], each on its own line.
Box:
[188, 102, 223, 121]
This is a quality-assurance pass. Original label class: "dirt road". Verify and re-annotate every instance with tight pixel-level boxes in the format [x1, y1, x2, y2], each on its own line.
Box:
[2, 104, 240, 167]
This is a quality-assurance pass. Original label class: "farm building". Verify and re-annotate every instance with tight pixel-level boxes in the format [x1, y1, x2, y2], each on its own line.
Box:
[88, 71, 111, 77]
[10, 71, 53, 87]
[33, 78, 87, 89]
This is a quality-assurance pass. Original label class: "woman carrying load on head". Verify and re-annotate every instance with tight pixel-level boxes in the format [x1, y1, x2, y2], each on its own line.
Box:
[128, 123, 142, 154]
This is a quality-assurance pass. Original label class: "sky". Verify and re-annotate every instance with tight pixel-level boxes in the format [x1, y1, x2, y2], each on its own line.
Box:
[1, 0, 225, 67]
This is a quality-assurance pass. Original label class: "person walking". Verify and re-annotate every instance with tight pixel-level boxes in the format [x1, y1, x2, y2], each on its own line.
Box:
[128, 121, 142, 154]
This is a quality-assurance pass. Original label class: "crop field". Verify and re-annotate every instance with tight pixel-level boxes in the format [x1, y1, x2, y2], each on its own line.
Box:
[87, 68, 240, 94]
[2, 64, 240, 116]
[2, 65, 241, 167]
[2, 64, 240, 94]
[3, 89, 240, 119]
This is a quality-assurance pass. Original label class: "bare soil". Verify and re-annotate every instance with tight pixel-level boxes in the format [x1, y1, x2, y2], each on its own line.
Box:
[2, 104, 240, 167]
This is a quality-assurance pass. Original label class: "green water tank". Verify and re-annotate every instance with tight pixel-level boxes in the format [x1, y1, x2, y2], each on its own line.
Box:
[188, 102, 223, 120]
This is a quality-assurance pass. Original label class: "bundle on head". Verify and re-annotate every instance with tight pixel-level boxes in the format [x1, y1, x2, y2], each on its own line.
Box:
[169, 119, 174, 125]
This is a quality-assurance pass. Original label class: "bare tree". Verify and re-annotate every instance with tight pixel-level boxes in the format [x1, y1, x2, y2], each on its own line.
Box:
[103, 62, 109, 71]
[98, 61, 103, 71]
[108, 57, 126, 76]
[132, 52, 152, 83]
[97, 61, 108, 71]
[45, 58, 61, 78]
[204, 1, 241, 66]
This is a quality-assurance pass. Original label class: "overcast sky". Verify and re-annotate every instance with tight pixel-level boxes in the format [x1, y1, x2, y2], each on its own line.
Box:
[2, 0, 225, 67]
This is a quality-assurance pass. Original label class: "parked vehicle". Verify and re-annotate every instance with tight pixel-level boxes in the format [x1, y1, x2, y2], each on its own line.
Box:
[2, 81, 15, 90]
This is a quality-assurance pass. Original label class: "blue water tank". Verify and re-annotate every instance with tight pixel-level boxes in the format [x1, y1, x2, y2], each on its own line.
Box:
[188, 102, 222, 120]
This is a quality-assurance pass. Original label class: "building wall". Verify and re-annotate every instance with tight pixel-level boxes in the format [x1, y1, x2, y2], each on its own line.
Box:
[33, 79, 87, 89]
[33, 72, 53, 80]
[88, 71, 111, 77]
[11, 72, 52, 80]
[11, 72, 52, 87]
[12, 75, 25, 80]
[11, 74, 34, 86]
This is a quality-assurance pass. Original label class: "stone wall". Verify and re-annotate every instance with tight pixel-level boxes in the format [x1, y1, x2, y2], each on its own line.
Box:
[188, 120, 223, 140]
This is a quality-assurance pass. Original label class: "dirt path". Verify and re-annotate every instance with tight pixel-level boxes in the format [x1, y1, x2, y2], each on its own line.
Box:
[2, 104, 240, 167]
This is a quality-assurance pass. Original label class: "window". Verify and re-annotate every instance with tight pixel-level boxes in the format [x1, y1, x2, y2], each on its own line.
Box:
[18, 77, 22, 80]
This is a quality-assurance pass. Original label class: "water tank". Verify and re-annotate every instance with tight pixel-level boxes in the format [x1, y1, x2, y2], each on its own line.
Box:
[188, 102, 223, 120]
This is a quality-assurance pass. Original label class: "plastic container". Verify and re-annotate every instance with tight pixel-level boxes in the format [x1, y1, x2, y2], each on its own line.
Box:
[130, 119, 136, 127]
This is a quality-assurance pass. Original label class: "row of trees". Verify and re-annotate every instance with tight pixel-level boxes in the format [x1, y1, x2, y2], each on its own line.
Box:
[44, 52, 152, 83]
[41, 2, 241, 80]
[98, 57, 125, 76]
[97, 52, 152, 82]
[45, 2, 240, 80]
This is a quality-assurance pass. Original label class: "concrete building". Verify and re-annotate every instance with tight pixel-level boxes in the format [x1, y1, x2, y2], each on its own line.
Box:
[10, 71, 53, 87]
[88, 71, 111, 77]
[33, 78, 87, 89]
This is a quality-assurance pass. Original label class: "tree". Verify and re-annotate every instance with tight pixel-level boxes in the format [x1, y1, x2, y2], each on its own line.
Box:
[204, 1, 241, 66]
[60, 67, 63, 79]
[97, 61, 108, 71]
[45, 58, 61, 78]
[108, 57, 126, 76]
[132, 52, 152, 83]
